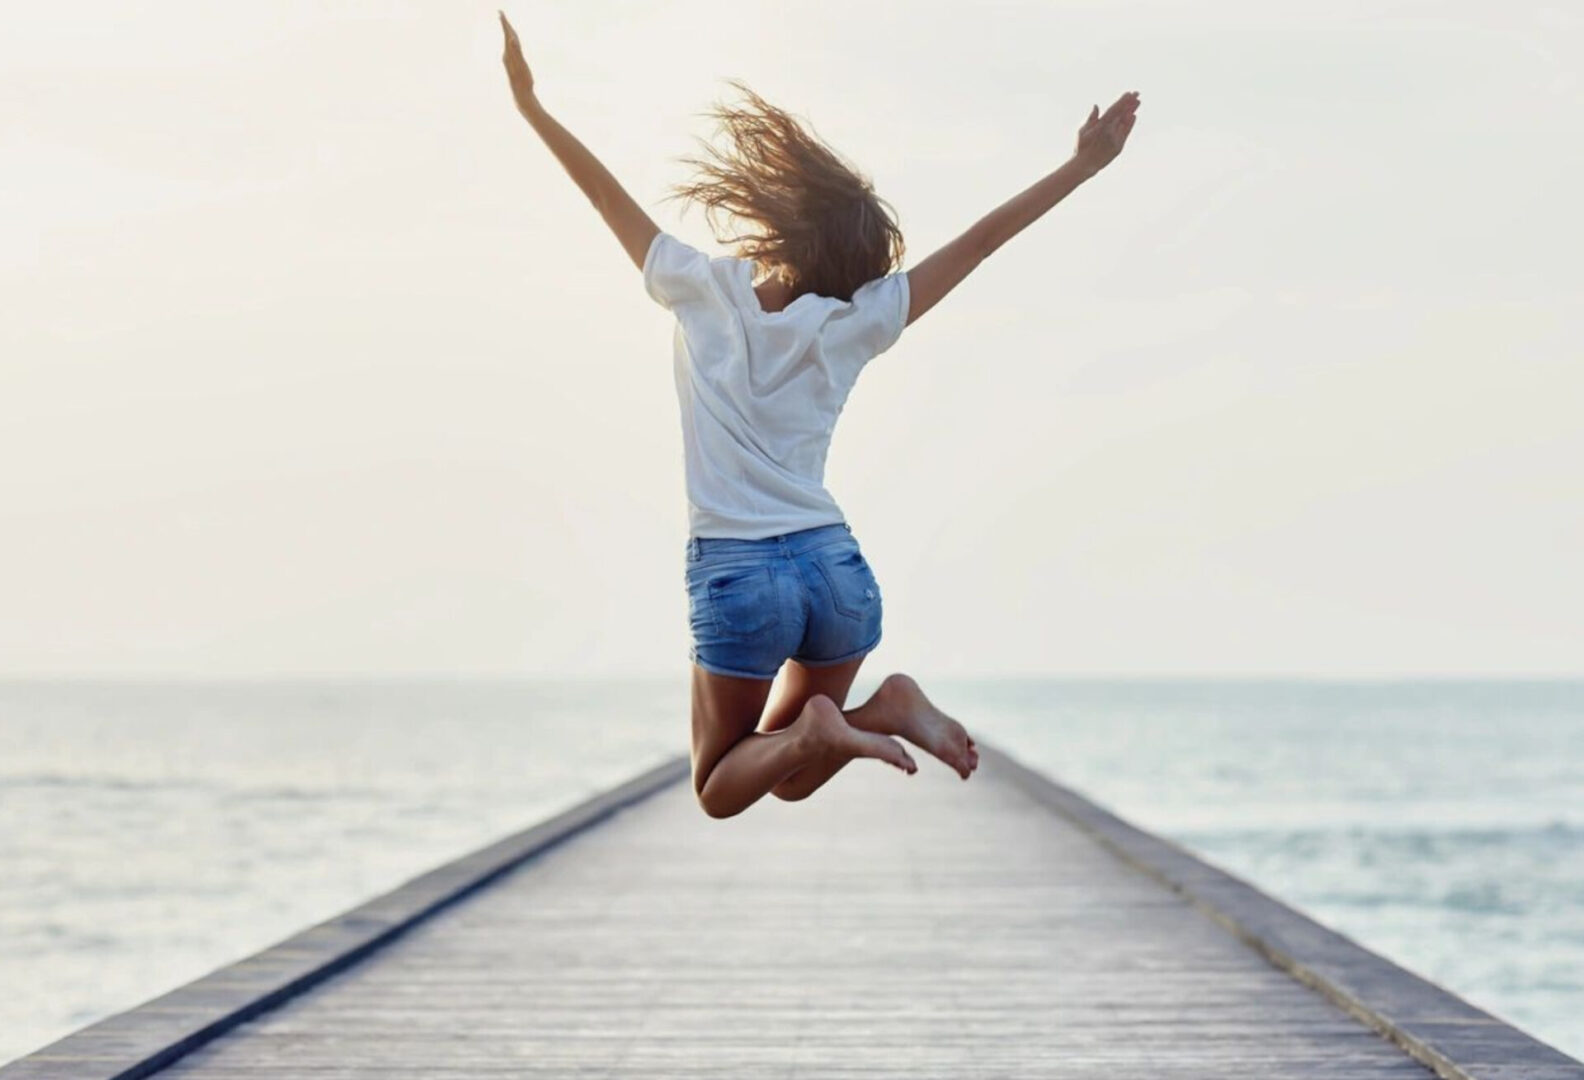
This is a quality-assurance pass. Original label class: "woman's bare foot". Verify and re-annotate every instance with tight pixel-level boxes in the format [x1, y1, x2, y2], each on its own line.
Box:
[873, 673, 978, 779]
[796, 694, 917, 775]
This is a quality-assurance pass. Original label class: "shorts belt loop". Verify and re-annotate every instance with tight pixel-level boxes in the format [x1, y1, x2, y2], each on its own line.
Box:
[688, 537, 701, 561]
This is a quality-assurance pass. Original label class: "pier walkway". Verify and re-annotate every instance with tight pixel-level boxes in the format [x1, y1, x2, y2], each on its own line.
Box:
[6, 744, 1580, 1079]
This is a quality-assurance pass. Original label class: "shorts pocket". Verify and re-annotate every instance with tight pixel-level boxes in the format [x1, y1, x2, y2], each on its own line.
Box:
[814, 548, 880, 621]
[706, 565, 780, 637]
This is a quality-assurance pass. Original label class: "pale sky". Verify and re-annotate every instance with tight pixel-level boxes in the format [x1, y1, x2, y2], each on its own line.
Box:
[3, 1, 1580, 677]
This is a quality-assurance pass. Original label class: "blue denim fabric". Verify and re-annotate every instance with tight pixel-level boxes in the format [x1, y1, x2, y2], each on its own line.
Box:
[683, 522, 883, 680]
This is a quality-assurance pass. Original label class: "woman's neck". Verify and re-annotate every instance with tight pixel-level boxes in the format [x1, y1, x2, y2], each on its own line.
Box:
[752, 271, 797, 313]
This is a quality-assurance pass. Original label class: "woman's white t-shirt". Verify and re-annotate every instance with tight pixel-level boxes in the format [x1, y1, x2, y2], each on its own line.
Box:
[642, 230, 911, 540]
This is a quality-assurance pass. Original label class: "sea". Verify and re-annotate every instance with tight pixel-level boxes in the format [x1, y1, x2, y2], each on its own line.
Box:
[2, 677, 1580, 1064]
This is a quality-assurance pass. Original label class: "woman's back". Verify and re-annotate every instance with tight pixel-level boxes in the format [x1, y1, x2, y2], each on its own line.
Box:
[644, 230, 910, 541]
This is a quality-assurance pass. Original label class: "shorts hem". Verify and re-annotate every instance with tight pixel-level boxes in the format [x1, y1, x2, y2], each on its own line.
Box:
[689, 653, 780, 681]
[792, 629, 882, 670]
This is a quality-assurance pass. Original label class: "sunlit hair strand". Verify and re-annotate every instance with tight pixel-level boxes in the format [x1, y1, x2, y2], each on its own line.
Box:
[663, 79, 904, 303]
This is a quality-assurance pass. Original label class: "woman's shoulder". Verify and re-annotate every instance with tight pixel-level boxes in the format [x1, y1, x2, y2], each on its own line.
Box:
[644, 232, 742, 312]
[817, 270, 910, 361]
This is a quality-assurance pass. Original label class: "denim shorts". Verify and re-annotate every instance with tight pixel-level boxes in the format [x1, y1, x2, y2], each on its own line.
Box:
[683, 522, 883, 680]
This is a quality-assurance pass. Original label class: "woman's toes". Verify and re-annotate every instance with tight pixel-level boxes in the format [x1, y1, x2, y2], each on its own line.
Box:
[856, 730, 915, 773]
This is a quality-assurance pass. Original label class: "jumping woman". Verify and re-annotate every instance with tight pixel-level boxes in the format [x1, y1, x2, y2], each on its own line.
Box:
[498, 11, 1140, 819]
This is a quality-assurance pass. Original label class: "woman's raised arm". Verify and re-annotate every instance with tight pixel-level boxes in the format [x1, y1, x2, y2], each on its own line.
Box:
[499, 11, 659, 271]
[904, 90, 1140, 327]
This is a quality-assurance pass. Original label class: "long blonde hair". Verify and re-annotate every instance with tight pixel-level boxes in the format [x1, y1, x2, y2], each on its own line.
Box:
[665, 79, 904, 303]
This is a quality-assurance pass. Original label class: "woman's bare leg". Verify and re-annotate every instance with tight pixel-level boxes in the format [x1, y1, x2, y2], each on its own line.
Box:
[689, 664, 917, 819]
[755, 656, 870, 799]
[762, 662, 980, 802]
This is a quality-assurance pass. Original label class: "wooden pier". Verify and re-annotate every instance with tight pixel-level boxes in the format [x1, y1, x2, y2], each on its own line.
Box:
[5, 743, 1580, 1080]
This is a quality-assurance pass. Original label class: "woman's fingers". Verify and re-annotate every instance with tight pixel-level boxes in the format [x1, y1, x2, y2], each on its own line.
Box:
[497, 8, 534, 102]
[498, 10, 521, 51]
[1109, 94, 1140, 137]
[1114, 111, 1137, 148]
[1104, 91, 1139, 124]
[1102, 91, 1139, 123]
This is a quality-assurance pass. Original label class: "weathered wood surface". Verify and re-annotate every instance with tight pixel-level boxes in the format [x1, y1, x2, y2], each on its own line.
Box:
[9, 743, 1580, 1080]
[0, 758, 689, 1080]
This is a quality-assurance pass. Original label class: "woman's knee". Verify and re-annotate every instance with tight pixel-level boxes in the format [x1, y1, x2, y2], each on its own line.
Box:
[691, 760, 747, 819]
[695, 788, 743, 819]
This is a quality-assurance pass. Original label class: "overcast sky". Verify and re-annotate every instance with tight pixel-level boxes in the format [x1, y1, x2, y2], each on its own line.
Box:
[3, 1, 1580, 677]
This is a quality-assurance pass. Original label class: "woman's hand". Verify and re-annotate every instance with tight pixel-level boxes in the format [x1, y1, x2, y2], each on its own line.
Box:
[499, 10, 536, 116]
[1073, 91, 1141, 176]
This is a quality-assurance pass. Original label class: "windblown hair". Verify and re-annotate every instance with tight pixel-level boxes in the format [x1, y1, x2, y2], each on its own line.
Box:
[665, 79, 904, 304]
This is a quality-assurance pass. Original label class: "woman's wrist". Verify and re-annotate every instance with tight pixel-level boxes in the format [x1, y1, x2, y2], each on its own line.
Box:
[1064, 154, 1100, 183]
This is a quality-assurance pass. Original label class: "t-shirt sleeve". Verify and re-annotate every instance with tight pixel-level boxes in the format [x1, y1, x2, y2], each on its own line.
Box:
[826, 270, 911, 365]
[642, 231, 713, 310]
